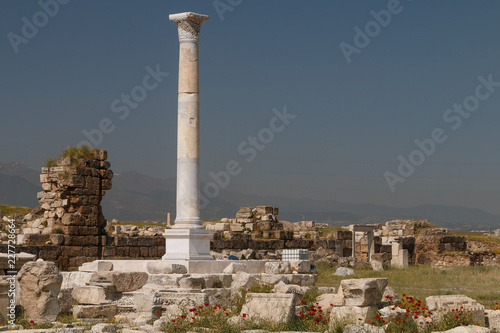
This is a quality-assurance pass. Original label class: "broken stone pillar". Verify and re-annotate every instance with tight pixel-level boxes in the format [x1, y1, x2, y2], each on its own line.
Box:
[17, 260, 63, 321]
[163, 12, 212, 260]
[367, 230, 375, 262]
[390, 239, 408, 268]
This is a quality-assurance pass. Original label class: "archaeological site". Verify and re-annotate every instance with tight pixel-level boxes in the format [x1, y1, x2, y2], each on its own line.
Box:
[1, 8, 500, 333]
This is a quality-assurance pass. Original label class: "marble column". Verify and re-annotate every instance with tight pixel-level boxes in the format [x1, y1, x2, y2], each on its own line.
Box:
[163, 12, 212, 260]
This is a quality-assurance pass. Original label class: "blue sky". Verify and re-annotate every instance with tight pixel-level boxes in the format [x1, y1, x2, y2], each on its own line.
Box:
[1, 1, 499, 215]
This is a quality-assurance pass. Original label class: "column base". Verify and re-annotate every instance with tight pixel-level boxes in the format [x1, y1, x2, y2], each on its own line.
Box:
[162, 228, 213, 260]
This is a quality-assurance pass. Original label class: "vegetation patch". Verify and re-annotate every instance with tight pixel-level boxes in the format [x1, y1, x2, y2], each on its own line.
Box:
[0, 204, 32, 216]
[45, 145, 96, 167]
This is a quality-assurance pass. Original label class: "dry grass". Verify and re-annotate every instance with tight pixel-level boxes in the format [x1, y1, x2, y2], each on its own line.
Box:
[453, 230, 500, 253]
[316, 263, 500, 307]
[0, 204, 32, 216]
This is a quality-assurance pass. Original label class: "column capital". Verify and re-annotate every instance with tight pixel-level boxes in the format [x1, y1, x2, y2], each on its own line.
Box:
[169, 12, 209, 43]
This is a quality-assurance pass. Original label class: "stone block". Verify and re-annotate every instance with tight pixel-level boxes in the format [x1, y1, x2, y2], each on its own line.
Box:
[370, 260, 384, 271]
[335, 267, 354, 276]
[343, 323, 385, 333]
[90, 272, 148, 292]
[159, 292, 208, 307]
[486, 310, 500, 332]
[72, 286, 109, 305]
[146, 261, 187, 274]
[79, 261, 113, 272]
[91, 323, 116, 333]
[241, 293, 295, 323]
[17, 260, 63, 321]
[340, 278, 388, 307]
[178, 277, 205, 289]
[265, 261, 291, 274]
[147, 274, 182, 287]
[231, 271, 258, 291]
[73, 304, 118, 319]
[426, 295, 485, 325]
[223, 262, 248, 274]
[330, 305, 378, 324]
[316, 293, 337, 312]
[290, 260, 310, 273]
[230, 223, 244, 232]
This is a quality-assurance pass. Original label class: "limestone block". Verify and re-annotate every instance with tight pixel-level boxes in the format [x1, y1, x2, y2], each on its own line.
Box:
[486, 310, 500, 332]
[230, 223, 244, 232]
[425, 295, 485, 325]
[260, 274, 289, 285]
[91, 323, 116, 333]
[343, 323, 386, 333]
[79, 261, 113, 272]
[335, 267, 355, 276]
[17, 260, 63, 321]
[159, 292, 208, 307]
[290, 260, 310, 273]
[203, 288, 232, 306]
[146, 261, 187, 274]
[214, 223, 230, 231]
[240, 293, 296, 323]
[432, 326, 490, 333]
[200, 274, 232, 288]
[316, 293, 338, 312]
[370, 260, 384, 271]
[231, 271, 258, 291]
[90, 272, 148, 292]
[223, 262, 248, 274]
[265, 261, 291, 274]
[178, 277, 205, 289]
[58, 288, 74, 313]
[72, 286, 109, 305]
[73, 304, 118, 319]
[147, 274, 182, 287]
[61, 271, 93, 289]
[340, 278, 388, 307]
[130, 291, 162, 314]
[330, 305, 378, 324]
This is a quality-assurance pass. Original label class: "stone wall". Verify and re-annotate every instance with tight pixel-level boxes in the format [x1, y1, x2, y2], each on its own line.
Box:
[0, 235, 165, 270]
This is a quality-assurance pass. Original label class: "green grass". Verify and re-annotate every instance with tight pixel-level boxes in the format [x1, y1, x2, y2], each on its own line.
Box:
[316, 263, 500, 307]
[0, 204, 32, 216]
[44, 144, 96, 167]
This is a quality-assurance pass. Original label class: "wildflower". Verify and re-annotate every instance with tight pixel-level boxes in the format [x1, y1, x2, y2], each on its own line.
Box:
[198, 306, 203, 309]
[172, 320, 175, 323]
[359, 318, 362, 321]
[242, 313, 247, 318]
[204, 303, 209, 306]
[226, 312, 229, 316]
[30, 320, 34, 324]
[330, 303, 333, 306]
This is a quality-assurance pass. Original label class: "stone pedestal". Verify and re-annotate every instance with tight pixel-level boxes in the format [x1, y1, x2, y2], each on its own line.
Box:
[162, 229, 212, 260]
[163, 12, 212, 260]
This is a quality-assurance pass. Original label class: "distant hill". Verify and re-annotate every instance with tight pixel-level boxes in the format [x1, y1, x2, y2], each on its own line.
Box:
[0, 162, 499, 229]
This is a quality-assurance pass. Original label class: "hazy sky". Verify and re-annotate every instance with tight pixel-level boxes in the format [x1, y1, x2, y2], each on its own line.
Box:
[1, 1, 499, 215]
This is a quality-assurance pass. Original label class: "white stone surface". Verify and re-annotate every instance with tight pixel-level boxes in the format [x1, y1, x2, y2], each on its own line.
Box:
[72, 286, 108, 305]
[335, 267, 355, 276]
[330, 305, 378, 324]
[240, 293, 296, 323]
[340, 278, 388, 307]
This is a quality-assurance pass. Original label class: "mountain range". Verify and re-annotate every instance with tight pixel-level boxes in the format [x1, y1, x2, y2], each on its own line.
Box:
[0, 162, 499, 230]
